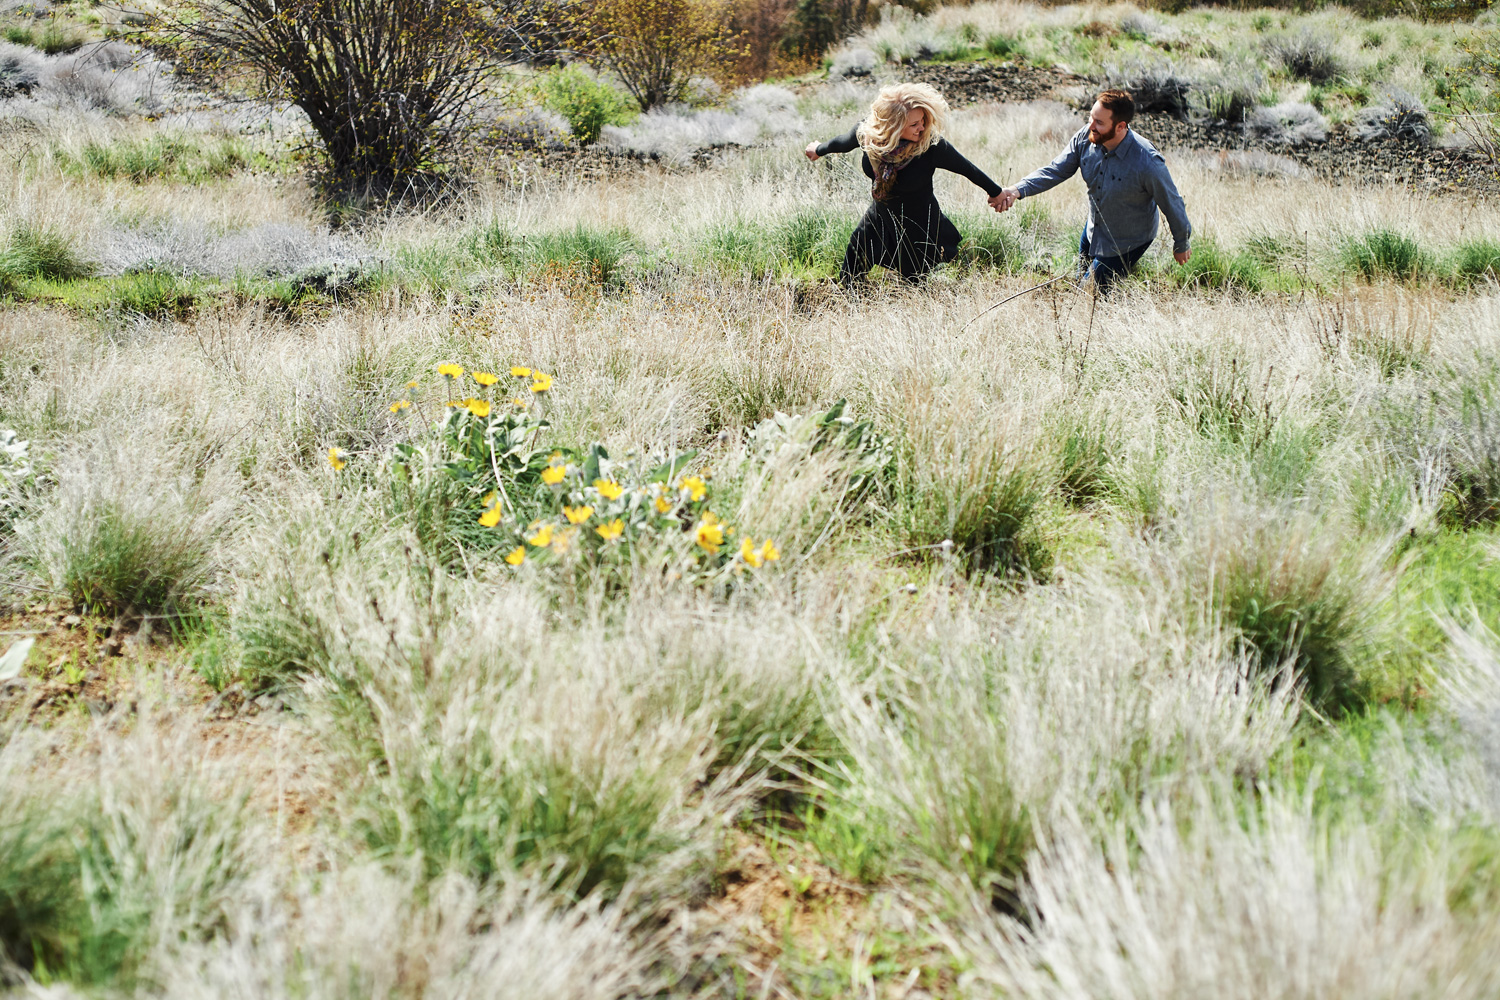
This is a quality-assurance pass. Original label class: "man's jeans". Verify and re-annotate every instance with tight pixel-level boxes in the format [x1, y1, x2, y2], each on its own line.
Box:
[1079, 230, 1149, 295]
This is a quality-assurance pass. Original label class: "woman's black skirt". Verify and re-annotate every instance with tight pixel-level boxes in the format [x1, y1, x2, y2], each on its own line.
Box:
[841, 196, 962, 282]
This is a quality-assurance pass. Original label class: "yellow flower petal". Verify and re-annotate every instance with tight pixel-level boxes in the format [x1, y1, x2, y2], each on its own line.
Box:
[563, 505, 593, 524]
[389, 399, 411, 413]
[740, 537, 762, 568]
[327, 447, 346, 471]
[437, 363, 463, 380]
[472, 371, 499, 386]
[695, 516, 724, 554]
[761, 539, 780, 562]
[466, 398, 491, 417]
[551, 526, 577, 554]
[504, 546, 526, 566]
[478, 507, 502, 527]
[593, 479, 623, 501]
[530, 373, 552, 393]
[510, 366, 532, 378]
[527, 524, 554, 547]
[596, 518, 624, 541]
[406, 380, 419, 389]
[482, 491, 499, 507]
[654, 496, 673, 514]
[541, 465, 566, 485]
[679, 475, 707, 502]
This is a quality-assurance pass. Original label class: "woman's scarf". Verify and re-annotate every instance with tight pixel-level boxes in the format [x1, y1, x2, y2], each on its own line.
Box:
[864, 138, 922, 202]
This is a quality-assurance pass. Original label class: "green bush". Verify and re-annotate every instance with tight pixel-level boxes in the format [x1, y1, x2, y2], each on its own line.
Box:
[75, 133, 255, 184]
[1341, 229, 1432, 282]
[58, 502, 210, 619]
[955, 216, 1023, 272]
[4, 21, 84, 53]
[0, 223, 93, 282]
[107, 271, 197, 318]
[533, 65, 637, 145]
[700, 220, 774, 278]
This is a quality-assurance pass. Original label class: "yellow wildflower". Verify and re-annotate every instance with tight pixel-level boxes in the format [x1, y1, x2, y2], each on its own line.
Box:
[472, 371, 499, 386]
[483, 491, 499, 507]
[512, 397, 530, 408]
[740, 537, 763, 568]
[504, 546, 526, 566]
[510, 366, 532, 378]
[437, 363, 463, 380]
[654, 495, 673, 514]
[563, 505, 593, 524]
[695, 512, 725, 554]
[479, 507, 502, 527]
[447, 400, 465, 408]
[405, 380, 419, 389]
[541, 465, 566, 485]
[596, 518, 624, 541]
[527, 523, 554, 547]
[389, 399, 411, 413]
[327, 447, 347, 471]
[761, 539, 780, 562]
[466, 398, 491, 417]
[593, 479, 624, 501]
[530, 373, 552, 393]
[551, 527, 578, 554]
[679, 475, 707, 502]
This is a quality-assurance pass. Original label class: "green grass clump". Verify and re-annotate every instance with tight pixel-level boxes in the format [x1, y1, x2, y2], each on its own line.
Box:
[58, 503, 210, 620]
[774, 209, 852, 278]
[888, 397, 1049, 577]
[533, 65, 637, 145]
[955, 215, 1024, 273]
[1439, 383, 1500, 528]
[1341, 229, 1432, 282]
[513, 224, 638, 287]
[1451, 238, 1500, 285]
[1169, 240, 1265, 292]
[700, 220, 775, 278]
[1054, 415, 1115, 506]
[73, 133, 256, 184]
[3, 20, 84, 53]
[0, 223, 93, 283]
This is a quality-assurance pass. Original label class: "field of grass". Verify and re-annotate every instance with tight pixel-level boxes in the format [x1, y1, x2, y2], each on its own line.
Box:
[4, 4, 1500, 997]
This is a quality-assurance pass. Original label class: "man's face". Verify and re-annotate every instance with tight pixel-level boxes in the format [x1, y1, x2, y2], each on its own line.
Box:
[1088, 102, 1124, 146]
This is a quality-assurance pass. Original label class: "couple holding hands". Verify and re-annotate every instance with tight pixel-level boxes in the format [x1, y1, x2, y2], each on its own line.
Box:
[803, 82, 1193, 293]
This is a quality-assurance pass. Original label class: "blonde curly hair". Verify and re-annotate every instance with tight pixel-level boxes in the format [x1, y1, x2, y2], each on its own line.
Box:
[856, 82, 950, 159]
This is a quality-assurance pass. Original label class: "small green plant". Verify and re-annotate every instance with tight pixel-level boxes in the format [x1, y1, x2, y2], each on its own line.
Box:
[108, 271, 196, 318]
[533, 65, 637, 144]
[1342, 229, 1432, 282]
[956, 217, 1023, 272]
[514, 224, 637, 287]
[775, 209, 851, 277]
[58, 503, 210, 619]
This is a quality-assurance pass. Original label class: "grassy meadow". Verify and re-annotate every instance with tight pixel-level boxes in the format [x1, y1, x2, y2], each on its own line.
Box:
[4, 1, 1500, 996]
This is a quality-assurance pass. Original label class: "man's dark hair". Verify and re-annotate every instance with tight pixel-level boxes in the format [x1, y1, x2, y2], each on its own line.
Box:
[1096, 89, 1135, 125]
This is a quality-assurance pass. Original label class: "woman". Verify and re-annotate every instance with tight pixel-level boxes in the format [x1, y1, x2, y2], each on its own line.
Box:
[805, 82, 1002, 285]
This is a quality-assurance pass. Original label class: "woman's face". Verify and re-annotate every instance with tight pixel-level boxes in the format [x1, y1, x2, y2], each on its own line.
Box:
[900, 107, 927, 143]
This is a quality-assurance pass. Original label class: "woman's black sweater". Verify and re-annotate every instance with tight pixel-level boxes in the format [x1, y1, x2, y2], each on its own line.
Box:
[815, 126, 1003, 203]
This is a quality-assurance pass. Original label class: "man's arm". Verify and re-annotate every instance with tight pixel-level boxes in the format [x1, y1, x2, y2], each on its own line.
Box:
[1146, 155, 1192, 262]
[992, 130, 1084, 211]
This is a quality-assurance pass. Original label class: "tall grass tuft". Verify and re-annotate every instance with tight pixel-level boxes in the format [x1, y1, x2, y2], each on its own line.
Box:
[1168, 240, 1265, 292]
[775, 209, 852, 277]
[1452, 239, 1500, 285]
[57, 502, 211, 619]
[1190, 509, 1391, 710]
[0, 222, 93, 282]
[74, 133, 255, 184]
[886, 384, 1048, 577]
[513, 224, 637, 287]
[1342, 229, 1432, 282]
[1439, 382, 1500, 528]
[1053, 413, 1115, 506]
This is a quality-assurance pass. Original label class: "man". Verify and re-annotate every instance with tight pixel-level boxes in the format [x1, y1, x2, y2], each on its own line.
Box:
[990, 89, 1192, 294]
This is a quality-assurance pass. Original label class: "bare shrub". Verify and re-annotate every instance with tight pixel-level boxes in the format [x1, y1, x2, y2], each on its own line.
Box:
[1102, 58, 1192, 119]
[1191, 63, 1267, 123]
[828, 46, 878, 78]
[584, 0, 744, 111]
[1264, 30, 1343, 84]
[97, 219, 371, 279]
[1356, 87, 1432, 144]
[152, 0, 568, 202]
[1184, 148, 1308, 179]
[1244, 101, 1328, 145]
[600, 83, 802, 161]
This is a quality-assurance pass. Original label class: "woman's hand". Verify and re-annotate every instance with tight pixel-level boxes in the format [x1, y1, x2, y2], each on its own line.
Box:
[804, 141, 820, 161]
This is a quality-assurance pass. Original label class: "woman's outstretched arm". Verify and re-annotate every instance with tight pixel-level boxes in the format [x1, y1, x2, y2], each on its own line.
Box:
[805, 124, 861, 161]
[930, 139, 1002, 198]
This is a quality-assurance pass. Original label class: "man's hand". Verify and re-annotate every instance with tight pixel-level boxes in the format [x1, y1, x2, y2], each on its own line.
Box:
[1174, 249, 1191, 265]
[804, 141, 820, 162]
[989, 188, 1020, 212]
